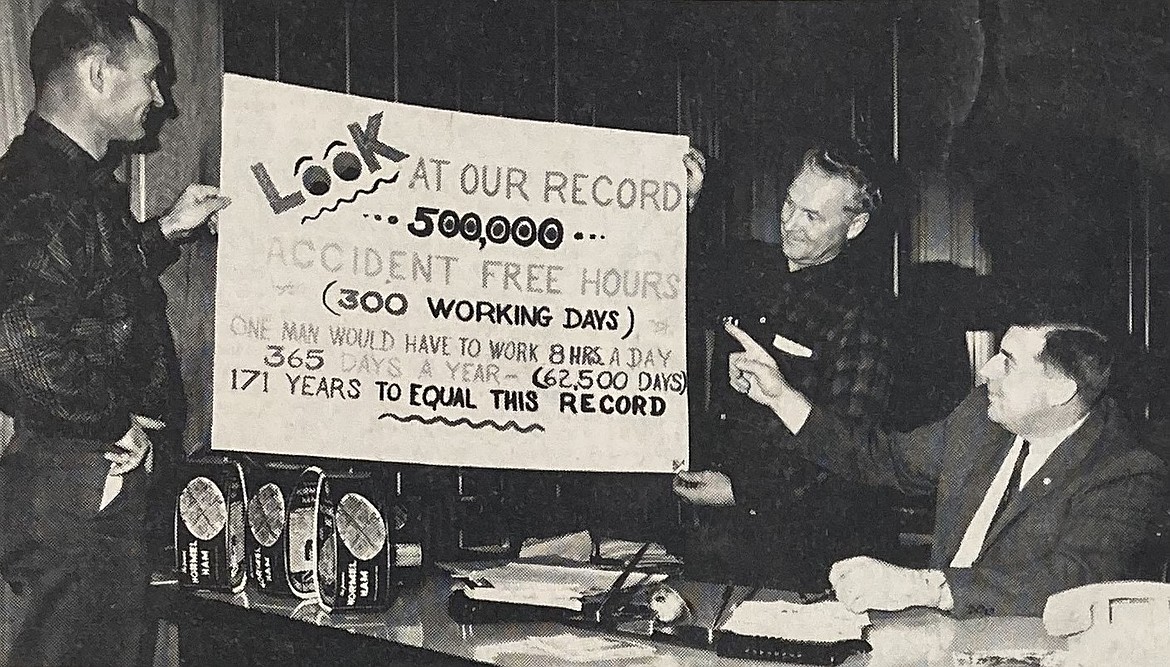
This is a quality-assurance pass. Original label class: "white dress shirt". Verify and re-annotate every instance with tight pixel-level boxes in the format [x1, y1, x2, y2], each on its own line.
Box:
[949, 413, 1091, 568]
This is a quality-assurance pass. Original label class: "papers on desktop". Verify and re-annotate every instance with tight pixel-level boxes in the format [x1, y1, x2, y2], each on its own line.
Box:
[720, 600, 870, 644]
[463, 580, 588, 611]
[468, 561, 668, 589]
[528, 634, 656, 662]
[517, 530, 682, 566]
[518, 531, 594, 561]
[459, 562, 667, 611]
[598, 537, 682, 566]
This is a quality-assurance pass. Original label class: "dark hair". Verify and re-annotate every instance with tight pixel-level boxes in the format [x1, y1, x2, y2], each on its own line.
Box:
[799, 141, 883, 214]
[1036, 325, 1113, 406]
[29, 0, 145, 98]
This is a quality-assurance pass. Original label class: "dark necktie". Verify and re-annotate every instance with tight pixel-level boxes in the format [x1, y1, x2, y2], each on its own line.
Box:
[990, 440, 1031, 529]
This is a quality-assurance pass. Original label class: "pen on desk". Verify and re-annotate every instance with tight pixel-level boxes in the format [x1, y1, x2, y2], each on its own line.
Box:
[595, 541, 652, 623]
[709, 582, 736, 644]
[743, 585, 761, 604]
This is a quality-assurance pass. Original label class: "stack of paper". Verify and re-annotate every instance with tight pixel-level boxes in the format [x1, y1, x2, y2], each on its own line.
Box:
[459, 562, 667, 611]
[598, 538, 683, 567]
[516, 531, 683, 568]
[721, 600, 870, 643]
[518, 531, 595, 561]
[463, 580, 590, 611]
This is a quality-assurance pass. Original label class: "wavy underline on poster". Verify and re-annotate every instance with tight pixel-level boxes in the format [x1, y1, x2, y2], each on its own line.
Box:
[300, 173, 399, 224]
[377, 413, 545, 433]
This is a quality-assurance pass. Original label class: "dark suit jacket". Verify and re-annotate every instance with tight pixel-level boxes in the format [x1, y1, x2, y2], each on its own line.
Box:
[792, 386, 1166, 617]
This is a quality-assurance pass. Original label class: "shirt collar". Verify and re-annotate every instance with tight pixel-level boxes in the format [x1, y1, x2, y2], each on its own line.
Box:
[1023, 410, 1093, 456]
[25, 114, 121, 188]
[781, 250, 851, 286]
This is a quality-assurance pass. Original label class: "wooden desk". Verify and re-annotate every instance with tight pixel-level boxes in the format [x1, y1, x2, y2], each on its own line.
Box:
[155, 572, 1065, 666]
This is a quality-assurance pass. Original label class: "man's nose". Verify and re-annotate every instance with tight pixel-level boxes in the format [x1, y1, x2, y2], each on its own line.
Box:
[977, 357, 998, 384]
[150, 80, 164, 106]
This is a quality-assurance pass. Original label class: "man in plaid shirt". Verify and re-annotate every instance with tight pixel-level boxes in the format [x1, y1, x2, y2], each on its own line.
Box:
[0, 2, 228, 665]
[676, 143, 898, 591]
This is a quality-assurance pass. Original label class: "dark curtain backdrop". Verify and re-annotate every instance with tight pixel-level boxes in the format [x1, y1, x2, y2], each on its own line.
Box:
[135, 0, 224, 456]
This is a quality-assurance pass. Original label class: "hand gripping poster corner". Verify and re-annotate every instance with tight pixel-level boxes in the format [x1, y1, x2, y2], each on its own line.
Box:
[213, 74, 689, 473]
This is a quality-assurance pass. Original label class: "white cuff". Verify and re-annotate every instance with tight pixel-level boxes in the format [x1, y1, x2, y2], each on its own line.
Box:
[925, 569, 954, 611]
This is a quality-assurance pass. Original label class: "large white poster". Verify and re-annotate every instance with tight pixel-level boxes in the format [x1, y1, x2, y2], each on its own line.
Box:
[214, 74, 689, 472]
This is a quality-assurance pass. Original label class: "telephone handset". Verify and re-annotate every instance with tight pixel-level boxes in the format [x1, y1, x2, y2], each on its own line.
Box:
[1043, 581, 1170, 666]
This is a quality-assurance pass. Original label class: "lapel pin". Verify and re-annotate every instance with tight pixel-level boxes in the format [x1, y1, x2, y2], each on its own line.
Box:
[1042, 477, 1052, 486]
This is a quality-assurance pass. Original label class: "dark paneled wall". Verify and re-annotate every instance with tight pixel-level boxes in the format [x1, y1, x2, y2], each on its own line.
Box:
[211, 0, 713, 554]
[125, 0, 1169, 562]
[201, 0, 905, 557]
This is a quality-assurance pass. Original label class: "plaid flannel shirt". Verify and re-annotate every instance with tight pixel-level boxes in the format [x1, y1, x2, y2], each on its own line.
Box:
[0, 116, 184, 445]
[701, 242, 894, 514]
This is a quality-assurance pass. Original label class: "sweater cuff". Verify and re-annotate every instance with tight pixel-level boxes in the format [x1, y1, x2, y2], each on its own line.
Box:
[30, 411, 132, 446]
[792, 405, 835, 458]
[141, 217, 181, 272]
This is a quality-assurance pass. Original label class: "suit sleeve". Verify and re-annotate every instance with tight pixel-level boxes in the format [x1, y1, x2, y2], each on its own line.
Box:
[942, 453, 1166, 617]
[782, 390, 993, 498]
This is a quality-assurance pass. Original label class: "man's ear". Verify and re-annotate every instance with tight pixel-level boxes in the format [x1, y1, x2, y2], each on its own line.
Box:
[77, 47, 113, 97]
[845, 212, 869, 241]
[79, 53, 105, 96]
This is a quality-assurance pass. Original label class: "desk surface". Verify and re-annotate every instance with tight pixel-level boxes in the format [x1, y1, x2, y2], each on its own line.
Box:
[164, 572, 1065, 666]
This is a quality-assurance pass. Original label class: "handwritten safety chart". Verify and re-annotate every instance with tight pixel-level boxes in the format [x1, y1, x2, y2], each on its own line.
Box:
[213, 74, 689, 472]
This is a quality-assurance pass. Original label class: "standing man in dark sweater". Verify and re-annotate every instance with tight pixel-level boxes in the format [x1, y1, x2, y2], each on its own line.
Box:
[0, 2, 228, 665]
[677, 142, 897, 591]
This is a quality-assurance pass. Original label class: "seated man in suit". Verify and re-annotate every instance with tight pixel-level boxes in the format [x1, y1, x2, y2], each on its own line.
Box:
[676, 316, 1166, 617]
